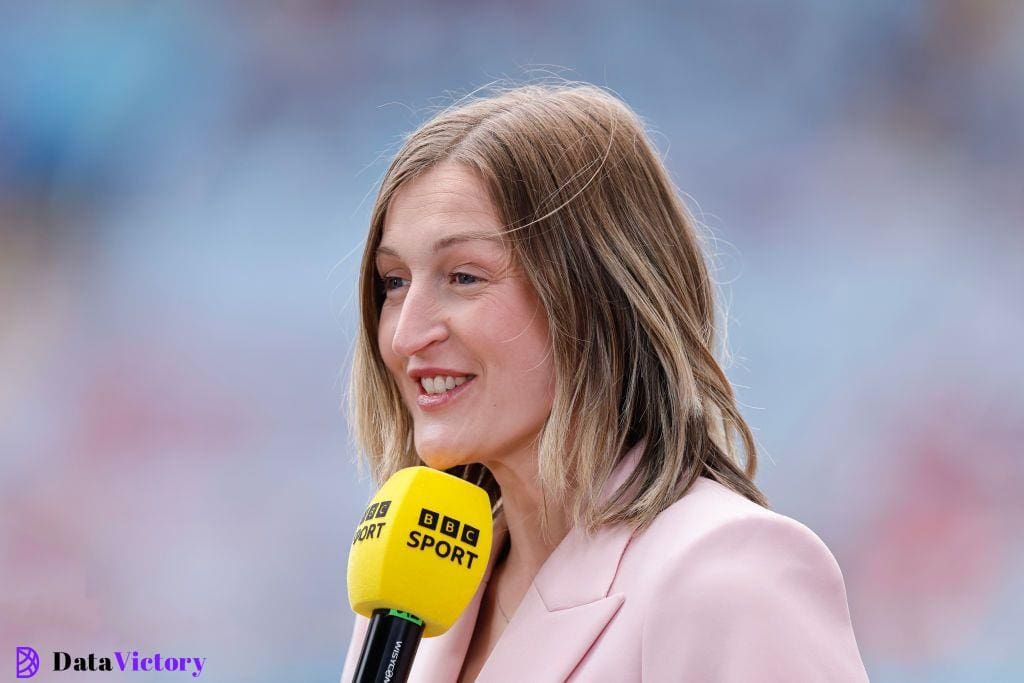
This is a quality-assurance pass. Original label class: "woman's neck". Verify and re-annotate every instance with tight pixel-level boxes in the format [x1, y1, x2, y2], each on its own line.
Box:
[484, 452, 572, 584]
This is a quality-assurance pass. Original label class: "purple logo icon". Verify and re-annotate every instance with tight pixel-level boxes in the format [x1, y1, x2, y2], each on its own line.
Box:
[16, 646, 39, 678]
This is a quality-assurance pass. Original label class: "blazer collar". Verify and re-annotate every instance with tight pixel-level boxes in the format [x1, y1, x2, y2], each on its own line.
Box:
[408, 439, 647, 682]
[478, 439, 645, 681]
[532, 438, 644, 609]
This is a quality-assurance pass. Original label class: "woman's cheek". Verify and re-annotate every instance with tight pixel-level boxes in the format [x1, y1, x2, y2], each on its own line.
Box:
[376, 316, 399, 369]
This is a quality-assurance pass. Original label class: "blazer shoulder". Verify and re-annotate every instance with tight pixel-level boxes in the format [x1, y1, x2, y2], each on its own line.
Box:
[632, 479, 869, 681]
[638, 475, 838, 569]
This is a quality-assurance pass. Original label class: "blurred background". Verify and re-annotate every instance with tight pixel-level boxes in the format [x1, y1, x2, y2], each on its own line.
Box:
[1, 1, 1021, 681]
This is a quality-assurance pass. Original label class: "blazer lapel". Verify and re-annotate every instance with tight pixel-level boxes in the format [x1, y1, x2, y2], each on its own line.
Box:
[477, 585, 625, 682]
[476, 440, 646, 682]
[406, 582, 483, 683]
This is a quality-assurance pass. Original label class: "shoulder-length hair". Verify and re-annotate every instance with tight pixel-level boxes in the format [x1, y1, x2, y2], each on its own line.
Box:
[347, 81, 767, 536]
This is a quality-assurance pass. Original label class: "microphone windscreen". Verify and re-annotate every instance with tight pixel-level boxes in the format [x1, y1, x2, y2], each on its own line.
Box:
[347, 466, 493, 637]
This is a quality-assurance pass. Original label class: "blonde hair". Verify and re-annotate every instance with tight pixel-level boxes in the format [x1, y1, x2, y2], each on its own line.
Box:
[347, 81, 767, 536]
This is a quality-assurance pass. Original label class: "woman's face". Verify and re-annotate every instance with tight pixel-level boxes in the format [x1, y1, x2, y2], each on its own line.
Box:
[375, 162, 555, 471]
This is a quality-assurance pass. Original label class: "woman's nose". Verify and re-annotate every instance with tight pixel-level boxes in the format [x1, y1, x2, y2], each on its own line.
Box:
[389, 282, 448, 358]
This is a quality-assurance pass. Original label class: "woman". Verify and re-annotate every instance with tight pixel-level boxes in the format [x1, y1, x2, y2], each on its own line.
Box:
[342, 82, 869, 682]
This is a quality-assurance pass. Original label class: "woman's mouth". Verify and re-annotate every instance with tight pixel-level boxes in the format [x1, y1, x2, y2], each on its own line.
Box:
[416, 375, 477, 410]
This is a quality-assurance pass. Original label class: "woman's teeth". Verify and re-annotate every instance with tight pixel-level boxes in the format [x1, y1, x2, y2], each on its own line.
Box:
[420, 375, 471, 394]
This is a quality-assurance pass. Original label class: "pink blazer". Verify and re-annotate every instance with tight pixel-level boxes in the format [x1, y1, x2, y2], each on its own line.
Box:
[341, 442, 869, 682]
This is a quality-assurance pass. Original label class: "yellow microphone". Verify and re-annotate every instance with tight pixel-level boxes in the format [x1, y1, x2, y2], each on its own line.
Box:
[347, 466, 493, 683]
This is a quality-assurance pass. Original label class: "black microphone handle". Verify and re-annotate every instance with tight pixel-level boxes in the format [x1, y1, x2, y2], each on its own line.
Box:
[352, 608, 425, 683]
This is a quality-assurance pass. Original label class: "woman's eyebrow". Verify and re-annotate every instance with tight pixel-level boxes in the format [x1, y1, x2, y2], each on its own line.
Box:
[376, 231, 505, 258]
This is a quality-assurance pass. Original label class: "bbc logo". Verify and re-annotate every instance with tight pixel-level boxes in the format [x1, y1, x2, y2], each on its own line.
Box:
[418, 508, 479, 547]
[362, 500, 391, 522]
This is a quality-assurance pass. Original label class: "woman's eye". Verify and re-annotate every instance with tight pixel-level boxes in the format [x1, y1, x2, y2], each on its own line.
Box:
[452, 272, 481, 285]
[381, 276, 407, 292]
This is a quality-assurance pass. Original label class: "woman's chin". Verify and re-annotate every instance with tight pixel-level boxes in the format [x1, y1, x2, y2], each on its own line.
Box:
[415, 444, 475, 471]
